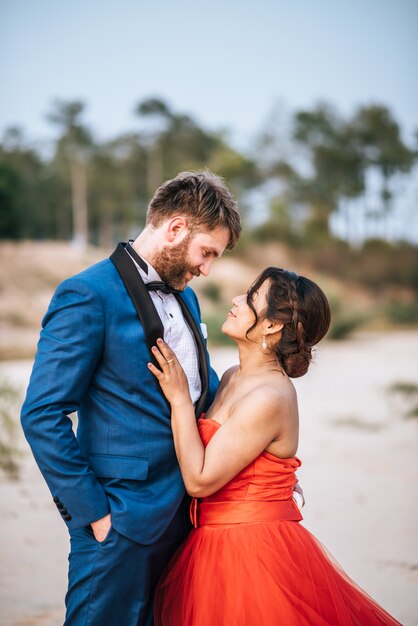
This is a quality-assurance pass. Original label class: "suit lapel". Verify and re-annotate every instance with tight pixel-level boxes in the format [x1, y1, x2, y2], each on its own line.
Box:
[110, 243, 164, 366]
[110, 243, 208, 417]
[175, 292, 209, 418]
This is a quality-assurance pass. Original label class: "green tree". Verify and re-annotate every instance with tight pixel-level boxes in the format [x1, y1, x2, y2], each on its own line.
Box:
[88, 135, 144, 247]
[0, 161, 21, 238]
[260, 103, 416, 243]
[47, 100, 93, 247]
[135, 97, 259, 216]
[135, 98, 172, 197]
[292, 104, 364, 239]
[349, 105, 416, 236]
[0, 127, 68, 240]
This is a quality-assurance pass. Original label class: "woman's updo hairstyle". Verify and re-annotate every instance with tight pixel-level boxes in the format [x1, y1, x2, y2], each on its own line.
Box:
[246, 267, 331, 378]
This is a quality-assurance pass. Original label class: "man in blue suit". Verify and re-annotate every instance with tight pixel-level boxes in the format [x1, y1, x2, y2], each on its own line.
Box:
[21, 171, 242, 625]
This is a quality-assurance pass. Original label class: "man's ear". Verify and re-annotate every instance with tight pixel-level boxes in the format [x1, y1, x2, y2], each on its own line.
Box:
[165, 216, 189, 244]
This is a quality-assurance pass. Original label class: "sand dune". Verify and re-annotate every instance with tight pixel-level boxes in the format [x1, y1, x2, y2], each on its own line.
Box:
[1, 332, 417, 625]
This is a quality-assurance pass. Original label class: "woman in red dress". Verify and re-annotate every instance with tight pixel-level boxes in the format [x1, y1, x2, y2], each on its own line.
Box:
[149, 267, 402, 626]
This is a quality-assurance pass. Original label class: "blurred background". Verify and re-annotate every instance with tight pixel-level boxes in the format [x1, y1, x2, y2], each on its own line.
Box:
[0, 1, 417, 625]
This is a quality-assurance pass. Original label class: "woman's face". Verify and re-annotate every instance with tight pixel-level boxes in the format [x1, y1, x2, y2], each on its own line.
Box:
[221, 278, 271, 342]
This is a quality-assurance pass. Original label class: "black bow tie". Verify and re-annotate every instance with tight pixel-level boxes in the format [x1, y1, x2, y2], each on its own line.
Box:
[146, 281, 181, 295]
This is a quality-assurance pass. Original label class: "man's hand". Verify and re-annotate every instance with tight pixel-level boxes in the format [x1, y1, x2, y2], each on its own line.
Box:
[91, 513, 112, 542]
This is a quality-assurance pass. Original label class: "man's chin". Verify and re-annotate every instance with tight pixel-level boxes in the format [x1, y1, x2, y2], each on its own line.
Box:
[176, 273, 195, 290]
[167, 277, 188, 291]
[179, 278, 190, 291]
[164, 270, 197, 291]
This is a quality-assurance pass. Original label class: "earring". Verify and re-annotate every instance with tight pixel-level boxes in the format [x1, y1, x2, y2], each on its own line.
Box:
[261, 332, 267, 350]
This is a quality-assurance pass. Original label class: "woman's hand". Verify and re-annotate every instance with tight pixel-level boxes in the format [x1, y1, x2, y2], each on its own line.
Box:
[148, 338, 192, 407]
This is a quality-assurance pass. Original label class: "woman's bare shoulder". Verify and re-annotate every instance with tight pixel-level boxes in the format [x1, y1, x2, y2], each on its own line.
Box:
[247, 371, 295, 402]
[219, 365, 239, 387]
[232, 376, 297, 429]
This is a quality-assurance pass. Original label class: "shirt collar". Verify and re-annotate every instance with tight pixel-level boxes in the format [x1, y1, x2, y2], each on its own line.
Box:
[126, 242, 162, 284]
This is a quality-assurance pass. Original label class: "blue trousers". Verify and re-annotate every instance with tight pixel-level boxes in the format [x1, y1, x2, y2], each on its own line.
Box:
[64, 502, 190, 626]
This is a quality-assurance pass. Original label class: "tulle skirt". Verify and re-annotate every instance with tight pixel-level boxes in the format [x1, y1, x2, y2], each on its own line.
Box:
[154, 520, 401, 626]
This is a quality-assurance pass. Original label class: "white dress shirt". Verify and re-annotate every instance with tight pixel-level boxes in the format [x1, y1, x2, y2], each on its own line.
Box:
[126, 248, 202, 404]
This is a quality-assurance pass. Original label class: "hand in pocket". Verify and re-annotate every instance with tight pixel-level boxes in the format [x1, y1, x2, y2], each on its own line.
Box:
[91, 513, 112, 542]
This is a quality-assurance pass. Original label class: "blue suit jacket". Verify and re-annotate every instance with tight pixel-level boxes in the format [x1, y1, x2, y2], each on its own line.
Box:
[21, 252, 219, 544]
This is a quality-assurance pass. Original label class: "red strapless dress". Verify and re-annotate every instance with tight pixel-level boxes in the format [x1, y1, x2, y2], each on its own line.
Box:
[154, 418, 402, 625]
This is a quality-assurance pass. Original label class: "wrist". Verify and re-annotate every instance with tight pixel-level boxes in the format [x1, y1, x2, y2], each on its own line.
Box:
[170, 396, 193, 411]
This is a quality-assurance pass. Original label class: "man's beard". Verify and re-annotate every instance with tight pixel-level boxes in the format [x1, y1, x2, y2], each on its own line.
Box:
[151, 233, 200, 290]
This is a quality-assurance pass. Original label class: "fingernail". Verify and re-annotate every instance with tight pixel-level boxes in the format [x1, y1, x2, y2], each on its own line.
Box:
[157, 338, 163, 344]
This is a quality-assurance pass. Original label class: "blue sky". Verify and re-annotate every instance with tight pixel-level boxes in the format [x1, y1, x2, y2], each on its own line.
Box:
[1, 0, 417, 146]
[1, 0, 417, 241]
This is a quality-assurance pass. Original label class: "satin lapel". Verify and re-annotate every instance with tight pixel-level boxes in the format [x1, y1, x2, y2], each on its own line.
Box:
[175, 292, 209, 418]
[110, 243, 208, 418]
[110, 243, 164, 366]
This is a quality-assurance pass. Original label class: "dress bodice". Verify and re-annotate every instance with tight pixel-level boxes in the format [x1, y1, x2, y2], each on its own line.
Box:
[198, 417, 301, 504]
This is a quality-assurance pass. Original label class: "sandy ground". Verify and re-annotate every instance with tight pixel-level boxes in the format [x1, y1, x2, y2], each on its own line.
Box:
[0, 332, 417, 626]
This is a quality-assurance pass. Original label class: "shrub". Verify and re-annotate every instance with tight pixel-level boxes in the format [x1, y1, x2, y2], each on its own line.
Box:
[386, 381, 418, 419]
[327, 295, 365, 340]
[201, 282, 222, 303]
[385, 301, 418, 325]
[328, 315, 365, 340]
[0, 377, 22, 479]
[204, 313, 233, 347]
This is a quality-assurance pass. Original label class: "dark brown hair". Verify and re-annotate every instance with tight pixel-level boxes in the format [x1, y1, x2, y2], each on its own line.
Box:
[146, 171, 241, 250]
[246, 267, 331, 378]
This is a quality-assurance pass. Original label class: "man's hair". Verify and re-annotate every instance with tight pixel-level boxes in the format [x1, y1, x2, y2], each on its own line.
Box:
[146, 171, 242, 250]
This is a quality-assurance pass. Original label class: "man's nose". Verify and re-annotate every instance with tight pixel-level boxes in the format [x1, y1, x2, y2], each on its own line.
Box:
[199, 259, 212, 277]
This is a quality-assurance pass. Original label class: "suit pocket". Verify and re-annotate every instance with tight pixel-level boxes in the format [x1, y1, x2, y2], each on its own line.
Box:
[88, 453, 149, 480]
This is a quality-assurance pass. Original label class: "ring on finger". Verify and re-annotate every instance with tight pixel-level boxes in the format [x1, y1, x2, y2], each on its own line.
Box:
[166, 359, 174, 364]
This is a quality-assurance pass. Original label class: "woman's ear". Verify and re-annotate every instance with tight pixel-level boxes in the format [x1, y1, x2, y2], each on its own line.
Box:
[265, 321, 284, 338]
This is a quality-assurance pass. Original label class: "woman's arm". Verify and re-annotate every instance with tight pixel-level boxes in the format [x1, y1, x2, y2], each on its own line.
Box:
[148, 340, 293, 498]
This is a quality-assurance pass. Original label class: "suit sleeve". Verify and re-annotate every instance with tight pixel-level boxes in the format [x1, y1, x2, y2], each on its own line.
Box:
[21, 277, 110, 530]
